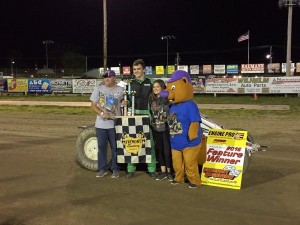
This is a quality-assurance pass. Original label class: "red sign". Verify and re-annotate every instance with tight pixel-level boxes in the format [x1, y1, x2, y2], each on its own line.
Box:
[122, 66, 131, 76]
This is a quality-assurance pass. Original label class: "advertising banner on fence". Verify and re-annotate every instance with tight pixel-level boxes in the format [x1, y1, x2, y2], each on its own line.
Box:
[28, 79, 51, 93]
[203, 65, 212, 74]
[214, 65, 226, 74]
[205, 78, 238, 93]
[281, 63, 295, 75]
[241, 64, 264, 73]
[237, 77, 270, 93]
[177, 65, 188, 72]
[110, 67, 121, 76]
[122, 66, 131, 76]
[297, 63, 300, 73]
[145, 66, 153, 75]
[267, 63, 280, 73]
[72, 79, 96, 94]
[191, 78, 205, 93]
[51, 79, 73, 93]
[201, 129, 248, 190]
[190, 65, 200, 75]
[7, 79, 28, 92]
[0, 72, 3, 92]
[226, 64, 239, 74]
[167, 65, 175, 75]
[269, 76, 300, 93]
[155, 66, 164, 75]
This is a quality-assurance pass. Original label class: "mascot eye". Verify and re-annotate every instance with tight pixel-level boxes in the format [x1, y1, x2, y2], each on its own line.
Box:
[171, 85, 175, 91]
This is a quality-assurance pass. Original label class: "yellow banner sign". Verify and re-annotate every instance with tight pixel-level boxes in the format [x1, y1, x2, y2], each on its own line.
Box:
[201, 129, 247, 190]
[7, 79, 28, 92]
[155, 66, 164, 75]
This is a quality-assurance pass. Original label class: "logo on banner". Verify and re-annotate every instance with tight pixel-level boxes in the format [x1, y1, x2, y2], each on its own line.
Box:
[121, 132, 146, 154]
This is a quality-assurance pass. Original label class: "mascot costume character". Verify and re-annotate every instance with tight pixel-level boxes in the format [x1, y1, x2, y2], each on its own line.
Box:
[161, 70, 202, 188]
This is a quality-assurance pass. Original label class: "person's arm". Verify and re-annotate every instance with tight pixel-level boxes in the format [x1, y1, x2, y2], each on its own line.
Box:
[91, 101, 110, 119]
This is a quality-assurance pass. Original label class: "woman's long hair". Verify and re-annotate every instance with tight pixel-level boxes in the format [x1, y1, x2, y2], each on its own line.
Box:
[149, 79, 166, 104]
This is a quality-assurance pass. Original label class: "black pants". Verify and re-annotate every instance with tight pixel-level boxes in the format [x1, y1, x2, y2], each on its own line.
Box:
[152, 130, 172, 169]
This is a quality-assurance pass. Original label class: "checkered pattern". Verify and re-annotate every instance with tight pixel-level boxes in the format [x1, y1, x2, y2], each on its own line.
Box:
[115, 116, 152, 163]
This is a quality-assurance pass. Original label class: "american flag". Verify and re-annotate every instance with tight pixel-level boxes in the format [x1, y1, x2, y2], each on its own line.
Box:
[238, 31, 249, 42]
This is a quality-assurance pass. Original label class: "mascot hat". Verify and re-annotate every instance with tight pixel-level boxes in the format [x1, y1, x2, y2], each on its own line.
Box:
[167, 70, 191, 83]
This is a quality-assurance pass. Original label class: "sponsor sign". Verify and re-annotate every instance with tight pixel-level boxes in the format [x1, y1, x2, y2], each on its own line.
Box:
[72, 79, 97, 94]
[201, 129, 248, 190]
[190, 65, 200, 75]
[203, 65, 212, 74]
[281, 63, 295, 75]
[237, 77, 270, 93]
[122, 66, 131, 76]
[296, 63, 300, 73]
[155, 66, 164, 75]
[214, 65, 226, 74]
[269, 76, 300, 93]
[0, 72, 3, 92]
[51, 79, 73, 93]
[145, 66, 153, 75]
[7, 79, 28, 92]
[205, 78, 238, 93]
[241, 64, 264, 73]
[267, 63, 280, 73]
[167, 65, 175, 75]
[28, 79, 51, 93]
[191, 78, 206, 93]
[226, 64, 239, 74]
[110, 67, 121, 75]
[177, 65, 188, 72]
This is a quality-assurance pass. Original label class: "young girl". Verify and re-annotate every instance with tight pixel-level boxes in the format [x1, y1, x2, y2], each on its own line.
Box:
[149, 79, 173, 181]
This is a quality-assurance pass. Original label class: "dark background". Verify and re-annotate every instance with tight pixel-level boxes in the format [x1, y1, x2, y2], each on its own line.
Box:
[1, 0, 300, 68]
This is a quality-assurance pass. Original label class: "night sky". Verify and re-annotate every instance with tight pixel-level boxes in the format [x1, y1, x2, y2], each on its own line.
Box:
[1, 0, 300, 68]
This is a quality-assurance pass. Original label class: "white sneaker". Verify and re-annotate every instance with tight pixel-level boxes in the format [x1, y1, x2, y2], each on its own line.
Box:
[111, 170, 119, 178]
[96, 170, 108, 177]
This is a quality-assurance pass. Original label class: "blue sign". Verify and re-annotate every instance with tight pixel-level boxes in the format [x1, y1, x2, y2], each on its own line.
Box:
[28, 79, 51, 93]
[227, 64, 239, 74]
[145, 66, 153, 75]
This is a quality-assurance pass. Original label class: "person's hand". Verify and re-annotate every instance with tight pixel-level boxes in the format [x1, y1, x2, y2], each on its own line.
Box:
[101, 113, 110, 119]
[121, 100, 128, 106]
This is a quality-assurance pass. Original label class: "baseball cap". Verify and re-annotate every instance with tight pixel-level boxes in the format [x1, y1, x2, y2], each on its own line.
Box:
[102, 70, 116, 78]
[167, 70, 191, 83]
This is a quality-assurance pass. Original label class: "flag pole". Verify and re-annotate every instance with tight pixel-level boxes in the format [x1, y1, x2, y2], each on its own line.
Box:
[247, 30, 250, 64]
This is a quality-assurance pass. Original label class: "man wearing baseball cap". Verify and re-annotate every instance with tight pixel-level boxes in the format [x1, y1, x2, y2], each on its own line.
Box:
[90, 70, 125, 178]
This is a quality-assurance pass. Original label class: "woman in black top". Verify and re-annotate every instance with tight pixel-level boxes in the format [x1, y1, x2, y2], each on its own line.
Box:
[149, 79, 173, 181]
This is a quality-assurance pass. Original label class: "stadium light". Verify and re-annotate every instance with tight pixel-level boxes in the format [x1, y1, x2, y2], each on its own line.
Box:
[161, 35, 176, 74]
[278, 0, 300, 76]
[42, 40, 54, 68]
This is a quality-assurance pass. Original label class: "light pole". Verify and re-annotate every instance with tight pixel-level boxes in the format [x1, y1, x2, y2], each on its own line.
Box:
[42, 40, 54, 68]
[10, 59, 15, 76]
[278, 0, 300, 76]
[266, 45, 273, 64]
[103, 0, 107, 72]
[161, 35, 176, 74]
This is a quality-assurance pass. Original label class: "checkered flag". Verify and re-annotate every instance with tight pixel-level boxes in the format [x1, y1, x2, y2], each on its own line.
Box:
[115, 116, 152, 163]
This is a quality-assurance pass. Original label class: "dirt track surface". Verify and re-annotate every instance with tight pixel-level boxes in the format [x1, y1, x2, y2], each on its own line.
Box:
[0, 100, 291, 110]
[0, 110, 300, 225]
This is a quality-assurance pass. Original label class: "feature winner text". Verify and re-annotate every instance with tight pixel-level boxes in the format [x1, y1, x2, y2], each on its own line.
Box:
[206, 147, 244, 164]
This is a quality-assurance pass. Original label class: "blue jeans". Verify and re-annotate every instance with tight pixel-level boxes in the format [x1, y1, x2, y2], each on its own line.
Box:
[96, 128, 119, 172]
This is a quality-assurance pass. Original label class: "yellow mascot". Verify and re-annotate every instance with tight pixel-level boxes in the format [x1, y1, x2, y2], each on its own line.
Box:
[161, 70, 202, 189]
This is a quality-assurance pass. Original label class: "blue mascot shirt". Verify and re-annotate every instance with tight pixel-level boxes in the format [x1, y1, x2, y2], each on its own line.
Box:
[168, 100, 202, 150]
